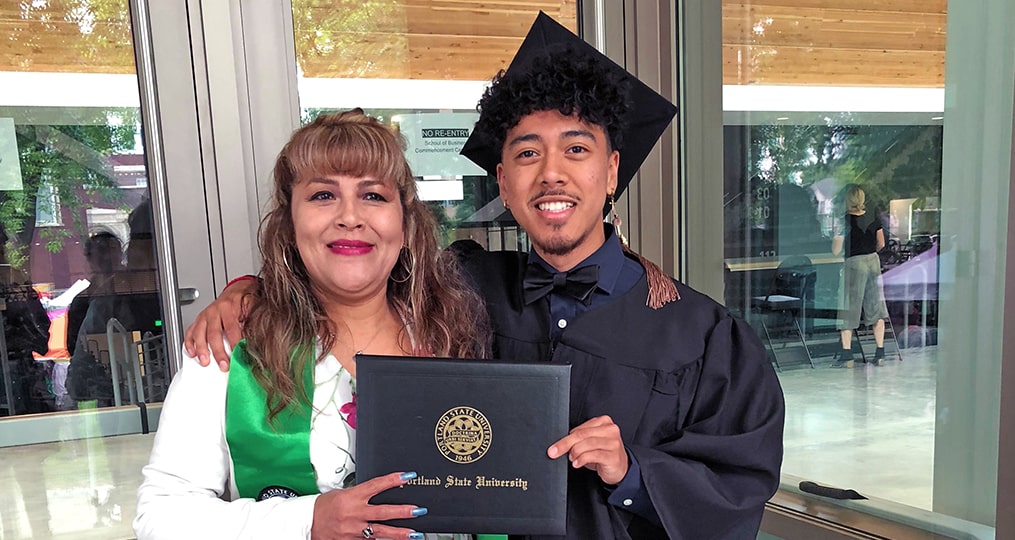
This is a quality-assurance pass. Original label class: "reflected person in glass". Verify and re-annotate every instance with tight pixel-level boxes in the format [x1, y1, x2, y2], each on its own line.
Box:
[65, 231, 126, 410]
[0, 224, 51, 415]
[134, 110, 490, 540]
[831, 184, 889, 367]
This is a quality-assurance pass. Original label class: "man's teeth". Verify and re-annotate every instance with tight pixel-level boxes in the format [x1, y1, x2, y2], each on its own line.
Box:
[538, 201, 574, 212]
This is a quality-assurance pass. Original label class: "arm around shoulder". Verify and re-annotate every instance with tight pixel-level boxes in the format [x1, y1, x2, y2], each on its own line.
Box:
[183, 277, 258, 369]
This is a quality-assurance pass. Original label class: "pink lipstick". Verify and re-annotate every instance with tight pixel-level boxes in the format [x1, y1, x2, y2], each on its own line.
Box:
[327, 240, 374, 256]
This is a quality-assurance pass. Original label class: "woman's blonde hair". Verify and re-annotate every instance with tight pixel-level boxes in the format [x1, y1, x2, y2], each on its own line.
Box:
[845, 184, 866, 214]
[243, 109, 491, 419]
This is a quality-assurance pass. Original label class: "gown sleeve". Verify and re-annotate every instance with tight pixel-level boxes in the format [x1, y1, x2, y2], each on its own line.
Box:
[606, 451, 662, 526]
[629, 315, 785, 539]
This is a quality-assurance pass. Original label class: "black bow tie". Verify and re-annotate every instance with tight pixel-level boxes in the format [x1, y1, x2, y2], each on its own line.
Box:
[522, 263, 600, 305]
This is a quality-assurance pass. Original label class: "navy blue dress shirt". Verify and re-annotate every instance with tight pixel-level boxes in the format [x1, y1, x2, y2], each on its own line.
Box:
[525, 225, 661, 526]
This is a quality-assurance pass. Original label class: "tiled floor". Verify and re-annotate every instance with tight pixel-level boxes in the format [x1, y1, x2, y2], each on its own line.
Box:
[0, 433, 153, 540]
[779, 345, 936, 511]
[0, 346, 939, 539]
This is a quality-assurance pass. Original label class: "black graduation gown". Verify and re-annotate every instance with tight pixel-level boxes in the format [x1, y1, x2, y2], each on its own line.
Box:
[455, 245, 785, 540]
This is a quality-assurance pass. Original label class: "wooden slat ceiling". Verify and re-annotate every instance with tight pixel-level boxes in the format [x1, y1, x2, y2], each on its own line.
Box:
[1, 0, 946, 87]
[290, 0, 578, 80]
[722, 1, 947, 86]
[1, 0, 135, 73]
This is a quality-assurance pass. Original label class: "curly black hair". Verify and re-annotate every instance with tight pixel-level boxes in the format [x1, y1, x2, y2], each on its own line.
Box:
[473, 44, 632, 162]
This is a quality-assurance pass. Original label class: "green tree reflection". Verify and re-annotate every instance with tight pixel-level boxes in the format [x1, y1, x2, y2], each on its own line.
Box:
[291, 0, 405, 78]
[7, 108, 137, 270]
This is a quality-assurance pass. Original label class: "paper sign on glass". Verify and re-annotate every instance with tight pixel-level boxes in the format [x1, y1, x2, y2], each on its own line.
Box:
[0, 118, 24, 191]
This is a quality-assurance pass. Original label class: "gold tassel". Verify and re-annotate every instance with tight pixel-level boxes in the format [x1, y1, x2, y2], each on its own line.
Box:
[609, 190, 673, 308]
[610, 191, 678, 308]
[622, 244, 680, 309]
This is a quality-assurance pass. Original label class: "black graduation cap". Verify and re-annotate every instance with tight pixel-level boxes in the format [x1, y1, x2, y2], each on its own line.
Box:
[460, 11, 677, 199]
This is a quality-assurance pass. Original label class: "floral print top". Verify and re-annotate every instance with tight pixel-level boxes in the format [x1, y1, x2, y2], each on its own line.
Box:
[308, 352, 472, 540]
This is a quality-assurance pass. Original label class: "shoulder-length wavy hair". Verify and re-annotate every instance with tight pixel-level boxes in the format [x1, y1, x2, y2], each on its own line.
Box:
[244, 109, 491, 419]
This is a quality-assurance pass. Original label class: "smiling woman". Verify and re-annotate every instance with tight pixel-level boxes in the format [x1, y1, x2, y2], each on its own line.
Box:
[134, 110, 490, 540]
[291, 175, 404, 322]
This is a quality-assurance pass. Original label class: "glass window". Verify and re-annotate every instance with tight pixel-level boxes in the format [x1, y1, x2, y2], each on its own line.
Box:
[291, 0, 578, 252]
[722, 0, 1014, 533]
[1, 1, 166, 537]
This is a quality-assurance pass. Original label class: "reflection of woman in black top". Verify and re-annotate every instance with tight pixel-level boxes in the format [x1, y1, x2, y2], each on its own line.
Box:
[832, 185, 889, 367]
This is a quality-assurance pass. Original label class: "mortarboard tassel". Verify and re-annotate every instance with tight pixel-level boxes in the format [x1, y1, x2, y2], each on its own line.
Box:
[621, 243, 680, 309]
[611, 190, 678, 308]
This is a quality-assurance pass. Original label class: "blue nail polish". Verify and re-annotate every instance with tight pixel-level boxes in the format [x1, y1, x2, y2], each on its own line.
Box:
[408, 533, 424, 540]
[399, 471, 418, 481]
[411, 507, 428, 517]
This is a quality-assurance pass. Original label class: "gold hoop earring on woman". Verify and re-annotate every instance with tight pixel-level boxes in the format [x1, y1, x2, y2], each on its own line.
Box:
[390, 246, 414, 283]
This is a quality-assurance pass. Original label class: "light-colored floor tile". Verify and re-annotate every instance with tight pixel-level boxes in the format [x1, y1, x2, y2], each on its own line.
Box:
[778, 346, 936, 511]
[0, 433, 154, 540]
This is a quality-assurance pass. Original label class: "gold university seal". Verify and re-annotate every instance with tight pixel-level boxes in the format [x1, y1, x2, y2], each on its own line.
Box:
[435, 406, 492, 463]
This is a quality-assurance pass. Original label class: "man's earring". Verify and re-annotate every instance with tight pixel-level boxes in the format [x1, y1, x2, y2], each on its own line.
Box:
[502, 198, 510, 211]
[609, 191, 628, 247]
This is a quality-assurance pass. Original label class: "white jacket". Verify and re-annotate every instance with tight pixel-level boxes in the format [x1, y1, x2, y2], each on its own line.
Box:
[133, 346, 355, 539]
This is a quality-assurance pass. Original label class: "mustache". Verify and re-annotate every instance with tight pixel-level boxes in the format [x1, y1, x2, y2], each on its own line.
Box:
[528, 188, 581, 204]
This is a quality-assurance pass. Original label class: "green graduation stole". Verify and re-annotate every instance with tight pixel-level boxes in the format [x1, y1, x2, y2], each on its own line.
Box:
[225, 340, 318, 499]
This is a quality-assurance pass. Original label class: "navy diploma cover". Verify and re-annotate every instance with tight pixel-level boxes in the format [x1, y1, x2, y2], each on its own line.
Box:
[356, 355, 570, 535]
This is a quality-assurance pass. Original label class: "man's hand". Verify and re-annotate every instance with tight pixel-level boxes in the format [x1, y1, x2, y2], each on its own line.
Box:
[311, 471, 426, 540]
[548, 415, 629, 485]
[183, 278, 256, 371]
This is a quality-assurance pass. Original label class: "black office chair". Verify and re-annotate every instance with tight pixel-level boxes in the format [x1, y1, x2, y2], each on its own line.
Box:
[751, 255, 817, 370]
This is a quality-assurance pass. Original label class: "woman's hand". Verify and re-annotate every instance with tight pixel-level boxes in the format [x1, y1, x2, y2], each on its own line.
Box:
[311, 471, 427, 540]
[183, 278, 257, 371]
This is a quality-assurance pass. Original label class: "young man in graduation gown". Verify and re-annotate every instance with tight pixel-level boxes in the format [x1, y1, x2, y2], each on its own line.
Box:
[452, 14, 785, 539]
[185, 14, 784, 540]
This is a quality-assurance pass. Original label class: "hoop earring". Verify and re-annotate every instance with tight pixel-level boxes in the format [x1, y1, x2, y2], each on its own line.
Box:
[390, 246, 414, 283]
[609, 191, 628, 247]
